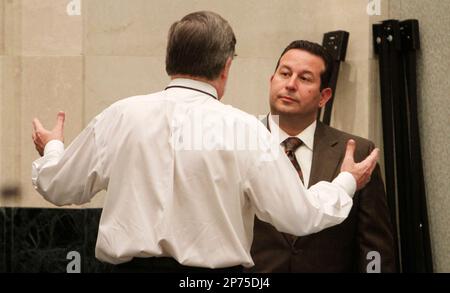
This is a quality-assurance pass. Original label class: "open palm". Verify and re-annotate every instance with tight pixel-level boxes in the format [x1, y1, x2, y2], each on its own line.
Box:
[341, 139, 380, 190]
[32, 111, 65, 156]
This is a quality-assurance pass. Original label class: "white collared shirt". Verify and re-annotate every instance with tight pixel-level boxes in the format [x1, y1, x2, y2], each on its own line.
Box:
[32, 78, 355, 268]
[269, 114, 316, 187]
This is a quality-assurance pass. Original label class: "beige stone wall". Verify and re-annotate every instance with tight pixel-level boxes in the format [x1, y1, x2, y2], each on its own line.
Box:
[1, 0, 87, 207]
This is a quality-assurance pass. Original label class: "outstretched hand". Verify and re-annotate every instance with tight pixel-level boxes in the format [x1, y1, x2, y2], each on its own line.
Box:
[32, 112, 65, 156]
[341, 139, 380, 190]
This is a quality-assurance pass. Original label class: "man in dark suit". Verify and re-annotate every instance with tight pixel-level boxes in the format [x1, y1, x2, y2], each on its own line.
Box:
[248, 40, 397, 272]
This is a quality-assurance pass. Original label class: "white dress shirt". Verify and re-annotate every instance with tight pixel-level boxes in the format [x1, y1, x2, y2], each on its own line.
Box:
[32, 78, 355, 268]
[268, 114, 316, 187]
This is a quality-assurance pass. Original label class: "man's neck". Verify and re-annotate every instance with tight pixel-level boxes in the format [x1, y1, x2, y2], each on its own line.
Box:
[170, 74, 210, 83]
[275, 114, 315, 136]
[170, 74, 223, 100]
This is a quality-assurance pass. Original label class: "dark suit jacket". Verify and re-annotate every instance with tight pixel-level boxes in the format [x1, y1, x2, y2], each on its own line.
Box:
[248, 120, 397, 272]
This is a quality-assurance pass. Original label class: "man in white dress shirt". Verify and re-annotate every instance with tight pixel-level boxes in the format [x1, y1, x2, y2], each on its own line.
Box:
[31, 11, 379, 272]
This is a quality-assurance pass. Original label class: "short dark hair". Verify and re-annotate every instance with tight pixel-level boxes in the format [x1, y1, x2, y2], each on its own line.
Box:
[274, 40, 333, 90]
[165, 11, 236, 80]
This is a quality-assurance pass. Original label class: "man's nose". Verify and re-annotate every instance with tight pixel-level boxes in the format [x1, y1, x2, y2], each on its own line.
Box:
[285, 75, 297, 91]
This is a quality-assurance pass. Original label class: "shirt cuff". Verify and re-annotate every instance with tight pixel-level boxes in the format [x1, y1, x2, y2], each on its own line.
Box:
[332, 171, 357, 198]
[44, 140, 65, 156]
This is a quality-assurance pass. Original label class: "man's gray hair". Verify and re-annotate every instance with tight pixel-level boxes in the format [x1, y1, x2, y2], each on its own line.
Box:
[166, 11, 236, 80]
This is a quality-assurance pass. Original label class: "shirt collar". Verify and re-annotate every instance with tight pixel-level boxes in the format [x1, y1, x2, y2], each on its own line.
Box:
[167, 78, 218, 99]
[268, 113, 316, 151]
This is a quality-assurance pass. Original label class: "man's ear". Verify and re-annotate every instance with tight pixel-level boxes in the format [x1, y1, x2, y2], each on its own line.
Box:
[318, 87, 332, 108]
[221, 57, 233, 80]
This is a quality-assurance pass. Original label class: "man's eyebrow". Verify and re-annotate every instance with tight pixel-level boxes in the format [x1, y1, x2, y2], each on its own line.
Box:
[278, 64, 316, 77]
[301, 70, 314, 76]
[279, 65, 291, 70]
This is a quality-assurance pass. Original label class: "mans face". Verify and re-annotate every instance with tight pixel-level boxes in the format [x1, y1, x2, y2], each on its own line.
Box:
[269, 49, 331, 122]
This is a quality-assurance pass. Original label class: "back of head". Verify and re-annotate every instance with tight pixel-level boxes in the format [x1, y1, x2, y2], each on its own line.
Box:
[166, 11, 236, 81]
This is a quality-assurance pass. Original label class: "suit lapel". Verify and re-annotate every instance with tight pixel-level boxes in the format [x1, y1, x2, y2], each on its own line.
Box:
[308, 122, 343, 187]
[291, 122, 344, 246]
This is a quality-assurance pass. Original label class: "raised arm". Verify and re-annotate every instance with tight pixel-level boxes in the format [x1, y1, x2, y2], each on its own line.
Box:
[31, 112, 107, 206]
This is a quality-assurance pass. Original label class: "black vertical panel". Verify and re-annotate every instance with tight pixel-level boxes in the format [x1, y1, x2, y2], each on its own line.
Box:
[400, 19, 433, 272]
[374, 18, 433, 273]
[373, 23, 398, 231]
[382, 19, 414, 272]
[319, 30, 349, 124]
[321, 62, 340, 125]
[374, 21, 402, 272]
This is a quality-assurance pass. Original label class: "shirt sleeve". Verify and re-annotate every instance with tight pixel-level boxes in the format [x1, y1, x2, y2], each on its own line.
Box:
[31, 114, 107, 206]
[243, 129, 356, 236]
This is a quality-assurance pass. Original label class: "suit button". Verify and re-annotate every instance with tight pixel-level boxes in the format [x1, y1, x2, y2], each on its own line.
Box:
[292, 249, 302, 255]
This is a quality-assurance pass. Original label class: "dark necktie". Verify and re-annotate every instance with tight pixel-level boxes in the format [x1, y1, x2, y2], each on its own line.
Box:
[281, 137, 304, 247]
[282, 137, 304, 184]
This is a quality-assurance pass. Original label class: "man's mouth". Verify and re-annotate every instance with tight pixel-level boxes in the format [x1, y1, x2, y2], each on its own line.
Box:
[279, 95, 297, 103]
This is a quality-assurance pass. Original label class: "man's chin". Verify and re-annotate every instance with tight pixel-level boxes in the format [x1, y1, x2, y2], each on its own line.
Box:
[272, 105, 300, 116]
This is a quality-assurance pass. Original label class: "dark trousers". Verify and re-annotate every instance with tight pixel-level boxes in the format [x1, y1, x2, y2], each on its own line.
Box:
[113, 257, 243, 273]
